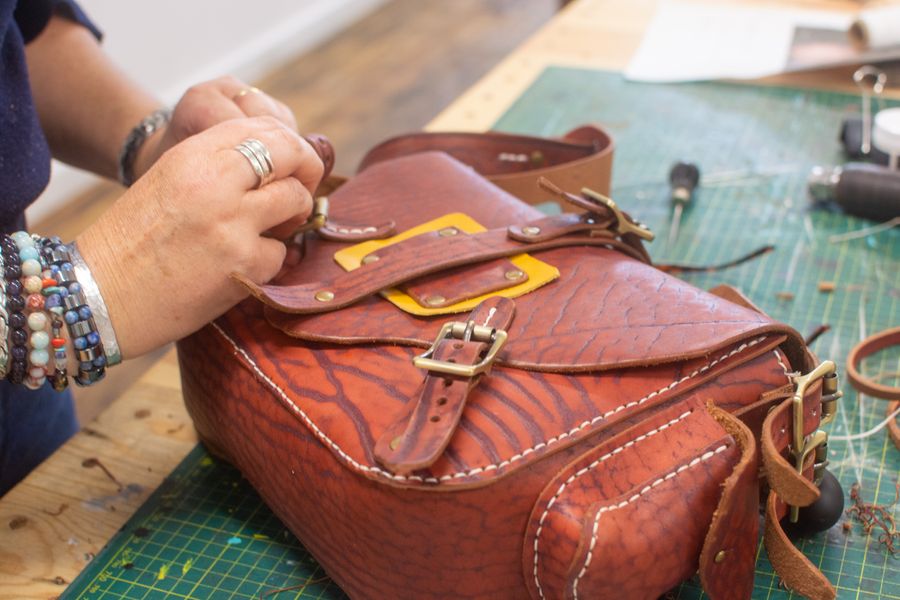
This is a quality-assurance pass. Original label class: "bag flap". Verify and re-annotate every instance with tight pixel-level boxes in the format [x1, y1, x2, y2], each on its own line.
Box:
[267, 152, 781, 372]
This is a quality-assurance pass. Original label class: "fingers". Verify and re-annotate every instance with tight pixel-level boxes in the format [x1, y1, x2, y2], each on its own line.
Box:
[208, 116, 324, 194]
[243, 177, 313, 233]
[250, 238, 287, 283]
[233, 88, 298, 130]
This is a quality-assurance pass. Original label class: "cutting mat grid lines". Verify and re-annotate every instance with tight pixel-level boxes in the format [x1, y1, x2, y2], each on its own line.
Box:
[62, 69, 899, 599]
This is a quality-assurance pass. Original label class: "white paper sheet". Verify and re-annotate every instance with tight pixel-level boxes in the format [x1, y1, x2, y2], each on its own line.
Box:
[624, 1, 855, 82]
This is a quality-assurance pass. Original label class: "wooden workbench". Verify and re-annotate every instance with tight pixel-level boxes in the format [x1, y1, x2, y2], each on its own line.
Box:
[0, 1, 891, 598]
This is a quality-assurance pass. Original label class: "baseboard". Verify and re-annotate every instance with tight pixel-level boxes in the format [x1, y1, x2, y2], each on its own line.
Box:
[28, 0, 385, 226]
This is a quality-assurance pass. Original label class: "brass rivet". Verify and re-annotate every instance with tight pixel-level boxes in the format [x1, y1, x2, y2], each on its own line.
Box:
[438, 227, 458, 237]
[315, 290, 334, 302]
[714, 550, 726, 564]
[505, 269, 524, 281]
[521, 226, 541, 236]
[530, 150, 544, 165]
[390, 436, 403, 450]
[424, 295, 446, 307]
[361, 254, 380, 265]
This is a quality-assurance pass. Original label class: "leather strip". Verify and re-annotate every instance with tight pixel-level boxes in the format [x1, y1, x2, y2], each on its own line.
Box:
[846, 326, 900, 400]
[847, 326, 900, 450]
[236, 227, 644, 315]
[700, 405, 758, 600]
[358, 126, 614, 209]
[889, 401, 900, 451]
[374, 298, 515, 474]
[764, 491, 836, 600]
[761, 392, 821, 507]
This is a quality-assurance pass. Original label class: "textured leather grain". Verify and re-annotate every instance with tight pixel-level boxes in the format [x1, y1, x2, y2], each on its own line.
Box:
[180, 139, 833, 599]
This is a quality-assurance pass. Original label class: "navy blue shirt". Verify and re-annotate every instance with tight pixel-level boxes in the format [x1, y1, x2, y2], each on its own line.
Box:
[0, 0, 100, 496]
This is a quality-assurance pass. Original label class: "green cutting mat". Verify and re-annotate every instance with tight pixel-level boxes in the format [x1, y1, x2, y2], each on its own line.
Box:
[62, 69, 900, 599]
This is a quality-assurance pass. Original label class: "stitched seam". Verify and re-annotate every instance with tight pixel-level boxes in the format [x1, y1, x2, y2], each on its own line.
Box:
[531, 410, 693, 600]
[570, 444, 731, 600]
[773, 349, 791, 379]
[211, 322, 764, 484]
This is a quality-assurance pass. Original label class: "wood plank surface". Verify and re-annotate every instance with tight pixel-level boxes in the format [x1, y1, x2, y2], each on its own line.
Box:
[3, 0, 897, 598]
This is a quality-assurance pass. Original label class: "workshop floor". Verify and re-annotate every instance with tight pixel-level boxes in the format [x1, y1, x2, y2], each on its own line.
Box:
[36, 0, 557, 423]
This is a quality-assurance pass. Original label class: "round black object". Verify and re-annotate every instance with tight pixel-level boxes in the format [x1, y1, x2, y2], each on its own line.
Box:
[781, 469, 844, 538]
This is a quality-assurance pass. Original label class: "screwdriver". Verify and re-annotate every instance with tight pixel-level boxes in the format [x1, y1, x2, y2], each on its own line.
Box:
[667, 161, 700, 249]
[808, 162, 900, 221]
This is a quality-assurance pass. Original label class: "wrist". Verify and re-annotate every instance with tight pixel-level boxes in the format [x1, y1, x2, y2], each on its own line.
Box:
[118, 108, 171, 186]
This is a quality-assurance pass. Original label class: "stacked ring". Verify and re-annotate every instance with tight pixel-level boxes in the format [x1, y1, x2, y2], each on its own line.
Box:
[234, 138, 275, 189]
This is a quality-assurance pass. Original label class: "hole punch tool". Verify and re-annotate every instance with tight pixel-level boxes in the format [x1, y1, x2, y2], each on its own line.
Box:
[667, 161, 700, 249]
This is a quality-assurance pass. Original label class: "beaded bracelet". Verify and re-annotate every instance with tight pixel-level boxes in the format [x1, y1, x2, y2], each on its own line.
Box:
[14, 231, 51, 389]
[2, 235, 27, 385]
[35, 237, 70, 390]
[0, 251, 9, 379]
[42, 242, 106, 386]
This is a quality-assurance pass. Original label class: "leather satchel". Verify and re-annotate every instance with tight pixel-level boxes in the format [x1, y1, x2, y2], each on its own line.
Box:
[178, 127, 842, 599]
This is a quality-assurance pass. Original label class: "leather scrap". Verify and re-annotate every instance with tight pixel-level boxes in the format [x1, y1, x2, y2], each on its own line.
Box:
[764, 492, 836, 600]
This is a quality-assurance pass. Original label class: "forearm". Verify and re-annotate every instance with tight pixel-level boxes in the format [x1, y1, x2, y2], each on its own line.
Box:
[24, 14, 162, 181]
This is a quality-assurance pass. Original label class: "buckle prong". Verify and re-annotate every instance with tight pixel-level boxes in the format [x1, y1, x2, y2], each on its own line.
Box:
[581, 188, 655, 242]
[291, 196, 330, 235]
[413, 321, 508, 378]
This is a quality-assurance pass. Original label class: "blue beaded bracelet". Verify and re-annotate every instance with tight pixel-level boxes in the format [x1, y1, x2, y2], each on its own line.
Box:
[39, 239, 106, 386]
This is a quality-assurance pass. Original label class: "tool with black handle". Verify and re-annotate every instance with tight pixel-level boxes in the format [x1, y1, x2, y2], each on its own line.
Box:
[808, 162, 900, 221]
[667, 161, 700, 249]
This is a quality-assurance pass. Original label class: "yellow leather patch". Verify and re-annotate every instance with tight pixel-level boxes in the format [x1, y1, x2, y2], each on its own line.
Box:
[333, 213, 559, 316]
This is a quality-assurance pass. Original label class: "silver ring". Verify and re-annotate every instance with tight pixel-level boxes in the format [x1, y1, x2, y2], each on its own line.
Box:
[234, 138, 275, 189]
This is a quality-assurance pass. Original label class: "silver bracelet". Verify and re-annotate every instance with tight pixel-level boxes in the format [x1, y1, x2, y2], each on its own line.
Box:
[117, 107, 171, 187]
[69, 242, 123, 367]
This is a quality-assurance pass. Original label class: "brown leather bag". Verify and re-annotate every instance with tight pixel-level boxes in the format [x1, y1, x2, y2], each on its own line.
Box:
[178, 127, 841, 600]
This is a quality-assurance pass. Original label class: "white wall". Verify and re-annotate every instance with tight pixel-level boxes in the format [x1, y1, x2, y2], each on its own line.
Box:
[27, 0, 384, 223]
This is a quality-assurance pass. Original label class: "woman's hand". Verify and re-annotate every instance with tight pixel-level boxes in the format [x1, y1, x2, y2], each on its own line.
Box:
[77, 116, 324, 359]
[133, 76, 298, 180]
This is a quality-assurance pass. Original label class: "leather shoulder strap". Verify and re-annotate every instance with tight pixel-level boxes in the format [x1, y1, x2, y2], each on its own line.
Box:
[357, 125, 615, 208]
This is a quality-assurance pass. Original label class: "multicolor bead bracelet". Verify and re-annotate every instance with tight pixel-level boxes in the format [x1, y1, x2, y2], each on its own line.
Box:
[43, 241, 107, 386]
[0, 231, 117, 390]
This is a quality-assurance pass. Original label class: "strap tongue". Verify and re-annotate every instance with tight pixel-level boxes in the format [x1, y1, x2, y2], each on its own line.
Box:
[374, 297, 515, 475]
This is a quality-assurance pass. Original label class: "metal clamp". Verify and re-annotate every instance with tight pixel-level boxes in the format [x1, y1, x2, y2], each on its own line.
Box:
[787, 360, 842, 522]
[291, 196, 330, 235]
[413, 320, 508, 378]
[581, 188, 655, 242]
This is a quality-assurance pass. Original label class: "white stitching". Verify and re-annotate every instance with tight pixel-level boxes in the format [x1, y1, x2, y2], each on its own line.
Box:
[212, 322, 764, 484]
[531, 410, 693, 600]
[773, 349, 791, 379]
[570, 444, 730, 600]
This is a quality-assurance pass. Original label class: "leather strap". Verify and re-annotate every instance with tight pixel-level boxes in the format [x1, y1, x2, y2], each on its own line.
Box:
[374, 298, 515, 474]
[847, 326, 900, 400]
[700, 405, 759, 600]
[764, 492, 836, 600]
[357, 125, 614, 209]
[237, 220, 646, 315]
[846, 326, 900, 450]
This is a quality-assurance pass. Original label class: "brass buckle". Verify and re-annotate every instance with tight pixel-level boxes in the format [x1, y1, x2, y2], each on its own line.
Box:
[413, 320, 508, 378]
[581, 188, 655, 242]
[787, 360, 842, 522]
[292, 196, 330, 234]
